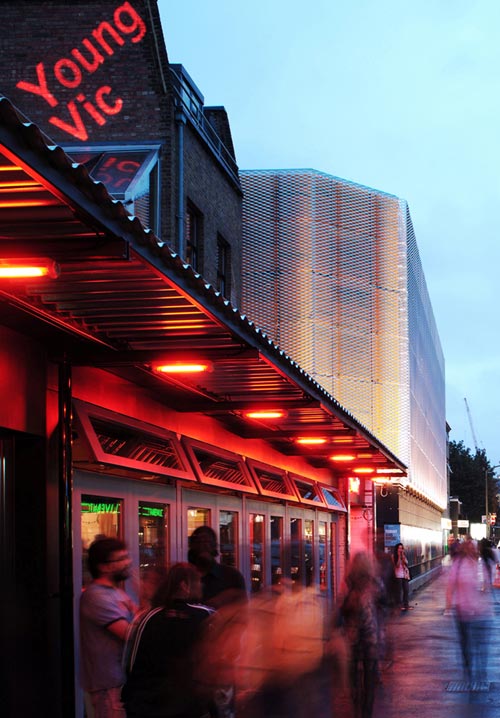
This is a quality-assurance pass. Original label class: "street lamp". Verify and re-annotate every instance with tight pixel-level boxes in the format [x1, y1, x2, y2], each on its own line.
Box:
[485, 464, 500, 539]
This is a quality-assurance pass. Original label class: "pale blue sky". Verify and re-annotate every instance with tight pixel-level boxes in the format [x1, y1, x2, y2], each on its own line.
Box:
[159, 0, 500, 462]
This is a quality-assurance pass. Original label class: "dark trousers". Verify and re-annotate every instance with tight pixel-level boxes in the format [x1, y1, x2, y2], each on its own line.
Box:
[395, 577, 409, 608]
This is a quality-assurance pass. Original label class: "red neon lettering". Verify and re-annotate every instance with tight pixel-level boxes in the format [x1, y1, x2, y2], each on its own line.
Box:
[91, 21, 125, 56]
[16, 62, 58, 108]
[54, 58, 82, 89]
[49, 101, 88, 141]
[71, 39, 105, 73]
[95, 86, 122, 115]
[114, 1, 146, 43]
[76, 93, 106, 126]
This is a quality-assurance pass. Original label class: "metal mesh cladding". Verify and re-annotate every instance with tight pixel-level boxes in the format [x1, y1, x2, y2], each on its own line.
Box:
[240, 169, 446, 508]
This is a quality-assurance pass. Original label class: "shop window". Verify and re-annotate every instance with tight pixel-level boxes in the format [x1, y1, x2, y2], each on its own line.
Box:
[270, 515, 284, 586]
[216, 234, 231, 298]
[290, 517, 302, 589]
[319, 522, 327, 592]
[186, 200, 203, 271]
[81, 494, 123, 588]
[304, 520, 314, 587]
[249, 513, 265, 593]
[138, 501, 169, 603]
[187, 507, 211, 539]
[220, 510, 238, 568]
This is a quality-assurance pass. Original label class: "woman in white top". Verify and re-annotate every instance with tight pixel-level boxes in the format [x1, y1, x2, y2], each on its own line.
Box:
[392, 543, 411, 611]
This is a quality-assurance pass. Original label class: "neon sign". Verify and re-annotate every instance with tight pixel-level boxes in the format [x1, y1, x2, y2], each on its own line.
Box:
[139, 506, 164, 518]
[15, 1, 147, 141]
[82, 502, 120, 514]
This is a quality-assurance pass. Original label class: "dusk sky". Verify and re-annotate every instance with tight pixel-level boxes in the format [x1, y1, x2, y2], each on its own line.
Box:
[160, 0, 500, 464]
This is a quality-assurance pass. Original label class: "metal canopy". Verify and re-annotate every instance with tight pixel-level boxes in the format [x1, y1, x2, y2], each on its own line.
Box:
[0, 96, 406, 476]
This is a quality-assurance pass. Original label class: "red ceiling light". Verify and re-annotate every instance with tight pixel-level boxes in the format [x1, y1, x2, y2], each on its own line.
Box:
[332, 437, 355, 444]
[353, 467, 375, 474]
[0, 258, 59, 279]
[244, 409, 286, 420]
[330, 454, 355, 462]
[295, 437, 327, 445]
[153, 362, 211, 374]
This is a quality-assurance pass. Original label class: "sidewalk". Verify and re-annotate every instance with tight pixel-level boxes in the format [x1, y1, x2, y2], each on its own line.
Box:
[365, 569, 500, 718]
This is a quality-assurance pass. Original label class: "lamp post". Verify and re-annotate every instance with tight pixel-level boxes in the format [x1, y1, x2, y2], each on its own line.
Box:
[485, 464, 500, 539]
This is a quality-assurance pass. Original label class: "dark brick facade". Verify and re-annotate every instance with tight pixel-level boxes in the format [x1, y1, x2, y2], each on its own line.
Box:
[0, 0, 242, 305]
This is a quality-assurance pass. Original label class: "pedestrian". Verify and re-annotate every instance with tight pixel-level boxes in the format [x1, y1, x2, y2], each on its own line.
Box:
[445, 538, 494, 684]
[122, 563, 214, 718]
[338, 552, 380, 718]
[188, 526, 247, 609]
[80, 537, 137, 718]
[188, 526, 247, 718]
[392, 543, 412, 611]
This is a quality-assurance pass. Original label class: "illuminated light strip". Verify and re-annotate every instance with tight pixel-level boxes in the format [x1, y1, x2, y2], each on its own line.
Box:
[0, 199, 59, 208]
[330, 454, 355, 462]
[295, 437, 327, 445]
[0, 181, 40, 189]
[154, 363, 210, 374]
[0, 258, 59, 279]
[244, 410, 286, 419]
[332, 437, 355, 444]
[0, 165, 21, 171]
[353, 467, 375, 474]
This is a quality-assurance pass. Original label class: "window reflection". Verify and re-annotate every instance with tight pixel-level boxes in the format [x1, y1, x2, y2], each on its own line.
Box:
[304, 520, 314, 587]
[319, 521, 327, 591]
[271, 515, 284, 585]
[220, 510, 238, 568]
[290, 517, 302, 589]
[81, 494, 122, 588]
[250, 514, 265, 593]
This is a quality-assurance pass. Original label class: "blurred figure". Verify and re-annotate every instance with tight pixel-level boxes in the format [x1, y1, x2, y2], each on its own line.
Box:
[139, 566, 168, 610]
[188, 526, 246, 609]
[80, 538, 137, 718]
[188, 526, 247, 718]
[338, 552, 380, 718]
[122, 563, 213, 718]
[478, 538, 496, 585]
[224, 582, 327, 718]
[392, 543, 412, 611]
[445, 538, 493, 683]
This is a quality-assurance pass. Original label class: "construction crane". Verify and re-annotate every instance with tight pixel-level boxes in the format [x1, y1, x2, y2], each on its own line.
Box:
[464, 397, 482, 452]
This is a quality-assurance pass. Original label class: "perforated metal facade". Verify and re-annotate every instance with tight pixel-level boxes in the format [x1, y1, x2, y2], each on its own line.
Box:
[240, 169, 446, 507]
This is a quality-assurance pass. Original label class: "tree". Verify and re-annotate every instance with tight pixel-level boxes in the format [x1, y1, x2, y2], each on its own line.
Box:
[448, 440, 500, 523]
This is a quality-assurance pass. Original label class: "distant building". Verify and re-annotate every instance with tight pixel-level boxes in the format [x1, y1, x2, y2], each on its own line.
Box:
[240, 169, 447, 565]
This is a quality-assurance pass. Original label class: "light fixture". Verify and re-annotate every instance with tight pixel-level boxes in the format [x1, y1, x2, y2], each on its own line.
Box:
[353, 467, 375, 474]
[153, 362, 211, 374]
[332, 437, 355, 444]
[349, 477, 361, 493]
[295, 437, 327, 445]
[376, 468, 404, 474]
[244, 409, 286, 420]
[330, 454, 355, 462]
[0, 257, 59, 279]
